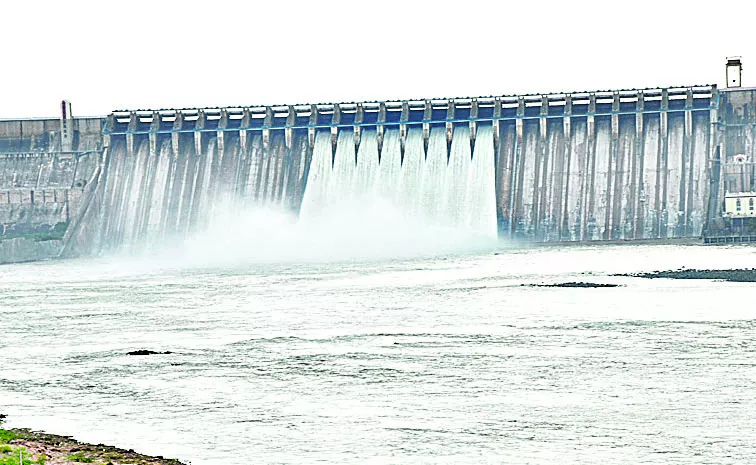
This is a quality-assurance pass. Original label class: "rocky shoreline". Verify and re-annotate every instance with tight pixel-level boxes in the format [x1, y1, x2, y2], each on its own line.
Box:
[0, 416, 185, 465]
[617, 268, 756, 282]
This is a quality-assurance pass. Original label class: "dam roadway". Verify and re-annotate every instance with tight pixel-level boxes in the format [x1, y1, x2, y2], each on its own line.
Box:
[1, 84, 756, 263]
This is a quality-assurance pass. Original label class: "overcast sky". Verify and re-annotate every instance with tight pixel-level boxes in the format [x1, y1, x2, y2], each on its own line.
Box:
[2, 0, 753, 119]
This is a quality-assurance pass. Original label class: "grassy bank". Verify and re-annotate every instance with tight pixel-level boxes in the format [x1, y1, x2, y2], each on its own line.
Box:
[0, 418, 185, 465]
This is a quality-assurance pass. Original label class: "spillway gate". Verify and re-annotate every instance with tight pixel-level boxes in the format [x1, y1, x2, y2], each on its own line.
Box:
[103, 85, 717, 243]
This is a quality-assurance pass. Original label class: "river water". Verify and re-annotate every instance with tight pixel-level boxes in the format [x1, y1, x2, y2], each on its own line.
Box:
[1, 241, 755, 464]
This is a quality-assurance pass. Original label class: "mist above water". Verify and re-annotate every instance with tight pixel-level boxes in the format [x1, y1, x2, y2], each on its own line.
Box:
[169, 199, 498, 267]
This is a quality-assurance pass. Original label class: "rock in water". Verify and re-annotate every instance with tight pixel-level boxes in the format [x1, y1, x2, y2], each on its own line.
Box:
[127, 350, 173, 356]
[528, 282, 620, 288]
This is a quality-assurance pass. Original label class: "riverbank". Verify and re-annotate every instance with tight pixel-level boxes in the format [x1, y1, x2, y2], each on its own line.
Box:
[0, 418, 185, 465]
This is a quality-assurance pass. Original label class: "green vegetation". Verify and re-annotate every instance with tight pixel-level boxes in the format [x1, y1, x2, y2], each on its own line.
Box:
[0, 430, 18, 444]
[0, 419, 183, 464]
[0, 445, 45, 465]
[0, 429, 46, 465]
[65, 453, 93, 463]
[0, 222, 68, 243]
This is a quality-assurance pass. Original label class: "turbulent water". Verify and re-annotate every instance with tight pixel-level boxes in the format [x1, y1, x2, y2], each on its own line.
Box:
[300, 126, 497, 237]
[1, 240, 756, 465]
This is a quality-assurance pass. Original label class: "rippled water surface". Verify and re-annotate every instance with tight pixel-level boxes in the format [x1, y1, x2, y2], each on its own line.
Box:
[1, 244, 756, 464]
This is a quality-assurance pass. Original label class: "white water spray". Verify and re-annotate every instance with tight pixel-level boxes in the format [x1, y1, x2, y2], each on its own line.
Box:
[300, 124, 497, 237]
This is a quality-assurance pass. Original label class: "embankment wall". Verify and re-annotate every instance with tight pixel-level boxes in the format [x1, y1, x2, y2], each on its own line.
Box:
[0, 118, 102, 263]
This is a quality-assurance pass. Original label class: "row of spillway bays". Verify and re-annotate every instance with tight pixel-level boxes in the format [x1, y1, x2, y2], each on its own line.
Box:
[104, 86, 715, 135]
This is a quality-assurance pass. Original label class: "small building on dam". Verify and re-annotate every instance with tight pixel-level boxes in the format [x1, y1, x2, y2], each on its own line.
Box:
[1, 58, 756, 263]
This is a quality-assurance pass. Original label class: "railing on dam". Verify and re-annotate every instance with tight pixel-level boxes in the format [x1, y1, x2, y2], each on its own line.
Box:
[105, 85, 716, 135]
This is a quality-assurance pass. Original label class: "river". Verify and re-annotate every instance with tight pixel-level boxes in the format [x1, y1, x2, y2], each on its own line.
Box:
[1, 242, 755, 464]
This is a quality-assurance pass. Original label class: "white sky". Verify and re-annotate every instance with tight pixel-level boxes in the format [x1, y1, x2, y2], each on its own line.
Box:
[1, 0, 754, 119]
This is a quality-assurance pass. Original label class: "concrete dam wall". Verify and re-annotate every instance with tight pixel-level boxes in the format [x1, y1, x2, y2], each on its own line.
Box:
[0, 117, 103, 263]
[79, 85, 714, 252]
[6, 82, 751, 263]
[497, 87, 715, 241]
[85, 114, 311, 254]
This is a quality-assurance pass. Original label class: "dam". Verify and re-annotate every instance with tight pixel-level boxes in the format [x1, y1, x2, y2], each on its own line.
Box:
[1, 61, 755, 263]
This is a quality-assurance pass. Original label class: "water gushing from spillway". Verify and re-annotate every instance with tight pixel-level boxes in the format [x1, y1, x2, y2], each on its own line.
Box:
[86, 123, 497, 256]
[299, 125, 498, 238]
